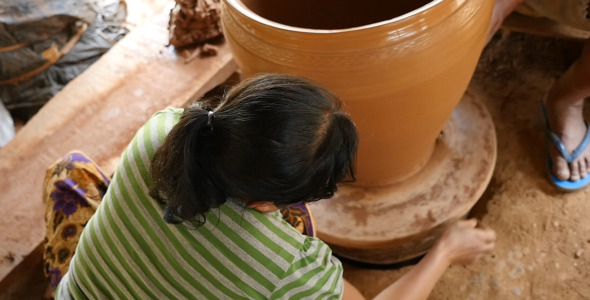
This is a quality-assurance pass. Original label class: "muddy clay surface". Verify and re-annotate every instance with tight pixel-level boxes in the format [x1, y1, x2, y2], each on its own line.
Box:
[344, 32, 590, 299]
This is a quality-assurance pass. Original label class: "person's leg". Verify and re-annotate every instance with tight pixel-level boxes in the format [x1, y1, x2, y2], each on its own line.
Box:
[546, 38, 590, 181]
[487, 0, 526, 42]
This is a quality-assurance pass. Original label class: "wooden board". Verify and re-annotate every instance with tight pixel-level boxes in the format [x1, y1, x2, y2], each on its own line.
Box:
[0, 4, 237, 285]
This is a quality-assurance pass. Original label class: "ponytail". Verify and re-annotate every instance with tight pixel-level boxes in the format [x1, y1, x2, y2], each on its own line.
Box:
[149, 73, 359, 226]
[150, 105, 225, 225]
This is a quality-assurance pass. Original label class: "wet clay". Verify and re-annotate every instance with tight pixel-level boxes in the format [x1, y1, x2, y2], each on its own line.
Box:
[240, 0, 432, 29]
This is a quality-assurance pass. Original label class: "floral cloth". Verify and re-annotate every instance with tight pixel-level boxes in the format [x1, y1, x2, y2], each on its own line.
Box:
[43, 151, 316, 297]
[280, 202, 316, 238]
[42, 151, 110, 296]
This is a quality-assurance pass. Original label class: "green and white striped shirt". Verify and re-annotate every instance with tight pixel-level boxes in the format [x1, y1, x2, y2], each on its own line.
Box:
[56, 108, 344, 299]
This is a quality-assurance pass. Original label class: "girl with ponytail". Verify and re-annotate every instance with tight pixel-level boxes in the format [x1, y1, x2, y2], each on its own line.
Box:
[54, 74, 495, 300]
[149, 73, 357, 226]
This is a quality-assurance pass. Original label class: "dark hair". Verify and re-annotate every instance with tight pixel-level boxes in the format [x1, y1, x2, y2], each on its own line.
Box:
[150, 73, 358, 225]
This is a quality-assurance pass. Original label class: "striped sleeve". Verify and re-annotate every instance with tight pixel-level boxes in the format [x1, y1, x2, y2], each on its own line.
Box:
[57, 108, 184, 299]
[270, 237, 344, 300]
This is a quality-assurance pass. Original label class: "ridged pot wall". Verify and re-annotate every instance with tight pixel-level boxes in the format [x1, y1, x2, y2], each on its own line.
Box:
[221, 0, 493, 186]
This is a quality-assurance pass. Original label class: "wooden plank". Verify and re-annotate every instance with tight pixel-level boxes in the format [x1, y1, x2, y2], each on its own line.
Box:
[502, 13, 590, 41]
[124, 0, 171, 30]
[0, 4, 236, 283]
[0, 244, 45, 299]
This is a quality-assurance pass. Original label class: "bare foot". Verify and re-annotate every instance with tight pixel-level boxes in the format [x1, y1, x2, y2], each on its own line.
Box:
[546, 98, 589, 181]
[546, 39, 590, 182]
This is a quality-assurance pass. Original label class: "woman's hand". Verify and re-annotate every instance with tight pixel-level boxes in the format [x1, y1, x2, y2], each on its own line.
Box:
[369, 219, 496, 300]
[434, 219, 496, 266]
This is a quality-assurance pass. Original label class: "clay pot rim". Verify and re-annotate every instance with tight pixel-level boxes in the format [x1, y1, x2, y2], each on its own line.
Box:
[226, 0, 444, 33]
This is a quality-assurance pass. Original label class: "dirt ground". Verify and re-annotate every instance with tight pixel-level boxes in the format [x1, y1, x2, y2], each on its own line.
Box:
[344, 32, 590, 299]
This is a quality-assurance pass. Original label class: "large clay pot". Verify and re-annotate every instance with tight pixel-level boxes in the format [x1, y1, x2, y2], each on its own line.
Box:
[221, 0, 493, 186]
[221, 0, 496, 263]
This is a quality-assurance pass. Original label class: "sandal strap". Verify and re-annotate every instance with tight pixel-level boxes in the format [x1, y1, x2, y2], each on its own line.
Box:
[547, 121, 590, 163]
[543, 103, 590, 163]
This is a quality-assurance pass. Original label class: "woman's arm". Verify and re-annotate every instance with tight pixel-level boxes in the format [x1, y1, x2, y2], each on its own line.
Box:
[343, 278, 366, 300]
[342, 219, 496, 300]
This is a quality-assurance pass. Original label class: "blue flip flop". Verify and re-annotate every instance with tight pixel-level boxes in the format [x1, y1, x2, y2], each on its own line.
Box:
[543, 104, 590, 191]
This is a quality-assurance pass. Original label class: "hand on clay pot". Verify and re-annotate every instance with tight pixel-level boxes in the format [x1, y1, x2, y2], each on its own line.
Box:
[434, 219, 496, 266]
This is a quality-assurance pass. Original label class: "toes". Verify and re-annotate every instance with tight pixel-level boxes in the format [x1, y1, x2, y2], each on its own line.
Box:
[586, 157, 590, 174]
[552, 153, 571, 180]
[570, 161, 581, 182]
[580, 159, 589, 179]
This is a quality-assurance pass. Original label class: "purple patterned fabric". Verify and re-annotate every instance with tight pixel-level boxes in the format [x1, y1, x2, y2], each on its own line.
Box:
[62, 225, 78, 239]
[281, 202, 315, 237]
[291, 203, 315, 237]
[48, 267, 62, 289]
[67, 152, 111, 184]
[51, 179, 89, 217]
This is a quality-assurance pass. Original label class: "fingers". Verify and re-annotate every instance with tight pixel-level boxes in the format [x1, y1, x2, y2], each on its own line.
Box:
[472, 228, 496, 254]
[438, 220, 497, 266]
[482, 241, 496, 252]
[457, 218, 478, 229]
[456, 219, 497, 245]
[478, 228, 497, 243]
[479, 231, 496, 249]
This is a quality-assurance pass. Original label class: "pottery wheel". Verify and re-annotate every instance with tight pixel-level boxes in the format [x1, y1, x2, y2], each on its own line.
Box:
[308, 90, 497, 264]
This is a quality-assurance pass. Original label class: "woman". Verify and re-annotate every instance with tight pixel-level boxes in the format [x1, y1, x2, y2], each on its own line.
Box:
[44, 73, 495, 299]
